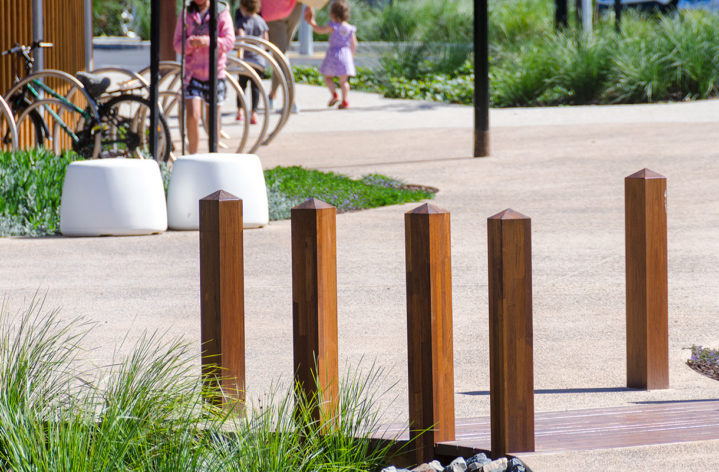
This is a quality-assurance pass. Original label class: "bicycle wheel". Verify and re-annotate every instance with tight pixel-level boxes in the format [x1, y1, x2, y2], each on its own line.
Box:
[94, 94, 171, 162]
[198, 73, 251, 154]
[225, 56, 268, 153]
[0, 96, 19, 151]
[15, 98, 86, 154]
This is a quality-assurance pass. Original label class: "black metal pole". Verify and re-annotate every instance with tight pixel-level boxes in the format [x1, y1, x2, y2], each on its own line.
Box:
[555, 0, 568, 29]
[181, 3, 187, 156]
[614, 0, 622, 32]
[209, 0, 218, 153]
[150, 0, 161, 160]
[474, 0, 489, 157]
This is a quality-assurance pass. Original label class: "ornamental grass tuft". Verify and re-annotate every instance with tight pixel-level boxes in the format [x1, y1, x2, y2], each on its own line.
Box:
[294, 2, 719, 107]
[0, 299, 403, 471]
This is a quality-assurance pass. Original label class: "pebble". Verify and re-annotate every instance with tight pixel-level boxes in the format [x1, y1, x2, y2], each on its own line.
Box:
[507, 457, 527, 472]
[412, 460, 444, 472]
[443, 456, 467, 472]
[482, 458, 508, 472]
[467, 453, 493, 471]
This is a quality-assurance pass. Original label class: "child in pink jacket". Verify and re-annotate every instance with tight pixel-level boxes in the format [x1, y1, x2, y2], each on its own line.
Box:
[174, 0, 236, 154]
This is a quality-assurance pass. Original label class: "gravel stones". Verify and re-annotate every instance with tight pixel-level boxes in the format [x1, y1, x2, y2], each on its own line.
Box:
[403, 454, 530, 472]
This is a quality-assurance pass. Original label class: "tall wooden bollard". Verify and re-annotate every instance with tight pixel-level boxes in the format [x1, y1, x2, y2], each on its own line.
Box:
[291, 198, 339, 423]
[405, 203, 455, 463]
[487, 209, 534, 458]
[199, 190, 245, 404]
[625, 169, 668, 390]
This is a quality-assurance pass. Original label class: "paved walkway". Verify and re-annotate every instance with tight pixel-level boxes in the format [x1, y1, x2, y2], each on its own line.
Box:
[2, 85, 719, 470]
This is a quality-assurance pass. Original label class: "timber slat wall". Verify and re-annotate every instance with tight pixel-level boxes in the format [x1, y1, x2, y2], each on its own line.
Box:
[1, 0, 86, 150]
[0, 0, 85, 93]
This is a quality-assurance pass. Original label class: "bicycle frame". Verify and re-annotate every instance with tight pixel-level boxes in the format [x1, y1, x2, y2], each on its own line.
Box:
[21, 79, 87, 142]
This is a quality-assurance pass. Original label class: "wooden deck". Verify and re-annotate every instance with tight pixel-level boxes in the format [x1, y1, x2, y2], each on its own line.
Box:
[378, 399, 719, 454]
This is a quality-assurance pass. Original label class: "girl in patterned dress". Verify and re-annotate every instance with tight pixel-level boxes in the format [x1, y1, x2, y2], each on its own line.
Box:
[304, 0, 357, 109]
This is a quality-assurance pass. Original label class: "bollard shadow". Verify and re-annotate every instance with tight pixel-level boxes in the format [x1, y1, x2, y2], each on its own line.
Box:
[459, 387, 635, 396]
[632, 398, 719, 405]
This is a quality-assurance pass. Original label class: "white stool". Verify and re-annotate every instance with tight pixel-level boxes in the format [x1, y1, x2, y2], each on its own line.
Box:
[60, 159, 168, 236]
[167, 153, 269, 230]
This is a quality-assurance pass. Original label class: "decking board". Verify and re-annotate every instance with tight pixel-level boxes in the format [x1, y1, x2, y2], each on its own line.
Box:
[377, 399, 719, 453]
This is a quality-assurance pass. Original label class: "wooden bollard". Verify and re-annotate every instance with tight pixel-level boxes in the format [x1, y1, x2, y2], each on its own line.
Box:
[487, 209, 534, 457]
[291, 198, 339, 422]
[625, 169, 668, 390]
[199, 190, 245, 404]
[405, 203, 455, 463]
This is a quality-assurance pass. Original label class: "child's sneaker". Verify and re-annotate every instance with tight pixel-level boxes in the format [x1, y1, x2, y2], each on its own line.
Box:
[328, 92, 339, 107]
[338, 100, 349, 109]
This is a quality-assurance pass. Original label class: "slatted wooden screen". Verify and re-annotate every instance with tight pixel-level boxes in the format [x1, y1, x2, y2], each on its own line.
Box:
[1, 0, 86, 150]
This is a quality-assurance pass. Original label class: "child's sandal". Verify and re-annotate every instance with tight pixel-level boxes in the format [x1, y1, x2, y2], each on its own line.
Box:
[338, 100, 349, 109]
[328, 93, 339, 107]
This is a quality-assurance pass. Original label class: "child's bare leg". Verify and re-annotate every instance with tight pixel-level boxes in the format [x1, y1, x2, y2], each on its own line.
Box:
[324, 75, 337, 96]
[338, 75, 350, 102]
[185, 98, 202, 154]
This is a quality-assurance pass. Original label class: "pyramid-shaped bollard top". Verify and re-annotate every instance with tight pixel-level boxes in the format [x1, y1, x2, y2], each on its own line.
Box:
[406, 202, 449, 215]
[292, 198, 335, 211]
[200, 189, 241, 202]
[488, 208, 529, 220]
[626, 168, 666, 180]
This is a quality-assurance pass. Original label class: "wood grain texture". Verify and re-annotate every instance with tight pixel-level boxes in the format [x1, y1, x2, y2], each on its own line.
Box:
[291, 198, 339, 423]
[160, 0, 177, 61]
[199, 190, 245, 404]
[405, 203, 455, 463]
[398, 400, 719, 453]
[487, 209, 534, 457]
[625, 169, 669, 390]
[0, 0, 86, 150]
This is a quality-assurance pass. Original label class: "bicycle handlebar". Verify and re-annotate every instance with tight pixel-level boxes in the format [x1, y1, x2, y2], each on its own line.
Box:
[1, 41, 54, 58]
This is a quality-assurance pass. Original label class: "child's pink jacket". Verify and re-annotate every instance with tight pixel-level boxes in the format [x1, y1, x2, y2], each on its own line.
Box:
[173, 5, 236, 81]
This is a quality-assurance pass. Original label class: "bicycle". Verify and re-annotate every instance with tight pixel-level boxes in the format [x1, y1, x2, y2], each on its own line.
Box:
[0, 95, 18, 151]
[2, 41, 171, 162]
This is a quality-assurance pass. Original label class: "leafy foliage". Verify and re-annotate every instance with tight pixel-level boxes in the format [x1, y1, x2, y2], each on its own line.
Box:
[295, 2, 719, 107]
[0, 149, 81, 236]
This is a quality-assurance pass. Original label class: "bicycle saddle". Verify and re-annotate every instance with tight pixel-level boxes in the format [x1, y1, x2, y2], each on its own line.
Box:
[75, 72, 111, 99]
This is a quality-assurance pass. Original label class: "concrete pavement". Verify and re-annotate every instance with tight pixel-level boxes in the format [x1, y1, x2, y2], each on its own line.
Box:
[2, 84, 719, 470]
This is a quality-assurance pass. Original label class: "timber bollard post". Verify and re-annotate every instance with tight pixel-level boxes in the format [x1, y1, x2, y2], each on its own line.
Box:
[405, 203, 455, 463]
[625, 169, 668, 390]
[291, 198, 339, 423]
[199, 190, 245, 404]
[487, 209, 534, 458]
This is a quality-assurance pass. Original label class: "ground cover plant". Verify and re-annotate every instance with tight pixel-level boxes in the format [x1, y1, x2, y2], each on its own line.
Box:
[687, 345, 719, 381]
[265, 166, 436, 220]
[0, 299, 400, 471]
[0, 151, 435, 237]
[0, 149, 81, 236]
[294, 0, 719, 106]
